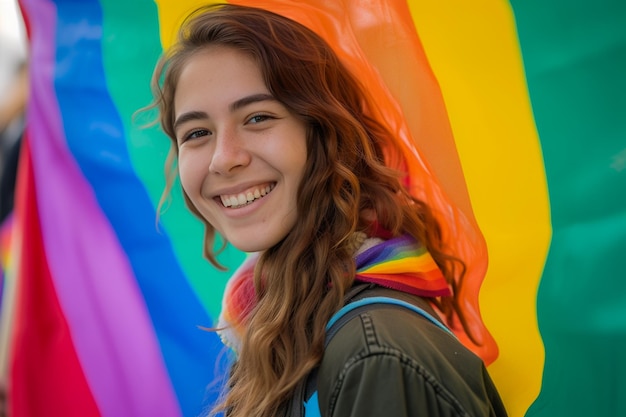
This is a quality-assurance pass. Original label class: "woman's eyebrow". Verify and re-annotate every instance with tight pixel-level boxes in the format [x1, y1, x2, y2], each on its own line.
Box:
[173, 110, 208, 131]
[229, 93, 276, 112]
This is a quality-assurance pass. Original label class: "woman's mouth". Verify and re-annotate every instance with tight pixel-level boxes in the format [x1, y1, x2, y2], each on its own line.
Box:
[219, 183, 275, 208]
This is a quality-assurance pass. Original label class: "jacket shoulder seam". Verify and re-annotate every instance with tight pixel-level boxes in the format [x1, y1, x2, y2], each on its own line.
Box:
[326, 312, 471, 417]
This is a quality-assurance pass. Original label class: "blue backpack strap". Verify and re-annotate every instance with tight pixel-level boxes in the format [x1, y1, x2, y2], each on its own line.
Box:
[304, 295, 455, 416]
[326, 296, 455, 336]
[303, 391, 321, 417]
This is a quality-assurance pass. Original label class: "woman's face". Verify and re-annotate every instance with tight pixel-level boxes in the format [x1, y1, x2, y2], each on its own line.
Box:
[173, 46, 308, 253]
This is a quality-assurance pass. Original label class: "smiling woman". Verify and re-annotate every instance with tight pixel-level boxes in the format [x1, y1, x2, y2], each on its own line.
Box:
[150, 3, 507, 417]
[173, 46, 308, 253]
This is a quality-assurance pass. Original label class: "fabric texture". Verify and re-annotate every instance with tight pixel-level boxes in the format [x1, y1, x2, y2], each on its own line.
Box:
[314, 285, 507, 417]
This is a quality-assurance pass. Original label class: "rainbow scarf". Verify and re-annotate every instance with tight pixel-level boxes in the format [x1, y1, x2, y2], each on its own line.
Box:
[217, 235, 450, 352]
[355, 234, 451, 297]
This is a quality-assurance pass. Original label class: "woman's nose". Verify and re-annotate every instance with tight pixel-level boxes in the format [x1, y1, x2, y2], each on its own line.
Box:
[208, 129, 252, 175]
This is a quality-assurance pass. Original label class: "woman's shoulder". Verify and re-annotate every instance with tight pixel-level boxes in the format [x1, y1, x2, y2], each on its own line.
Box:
[316, 286, 506, 416]
[321, 286, 484, 379]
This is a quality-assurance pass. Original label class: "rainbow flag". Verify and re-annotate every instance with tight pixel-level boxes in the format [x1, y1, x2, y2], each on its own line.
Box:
[1, 1, 624, 416]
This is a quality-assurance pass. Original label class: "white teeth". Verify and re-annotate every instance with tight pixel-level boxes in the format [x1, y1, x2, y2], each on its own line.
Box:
[220, 184, 274, 208]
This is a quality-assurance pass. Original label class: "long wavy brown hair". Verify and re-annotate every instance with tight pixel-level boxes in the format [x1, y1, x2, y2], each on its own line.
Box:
[151, 4, 469, 417]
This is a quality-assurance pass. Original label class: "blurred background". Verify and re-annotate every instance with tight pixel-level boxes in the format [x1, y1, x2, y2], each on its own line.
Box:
[0, 0, 26, 223]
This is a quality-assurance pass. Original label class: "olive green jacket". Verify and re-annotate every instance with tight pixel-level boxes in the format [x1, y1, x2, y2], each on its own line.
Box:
[313, 285, 507, 417]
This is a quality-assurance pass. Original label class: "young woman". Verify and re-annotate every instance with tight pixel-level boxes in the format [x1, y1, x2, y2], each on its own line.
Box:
[151, 4, 506, 417]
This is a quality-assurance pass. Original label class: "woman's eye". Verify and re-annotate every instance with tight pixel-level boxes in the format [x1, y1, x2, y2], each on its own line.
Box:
[184, 129, 210, 141]
[247, 114, 271, 124]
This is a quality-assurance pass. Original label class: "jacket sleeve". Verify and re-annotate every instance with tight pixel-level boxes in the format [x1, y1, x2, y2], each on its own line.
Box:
[322, 352, 470, 417]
